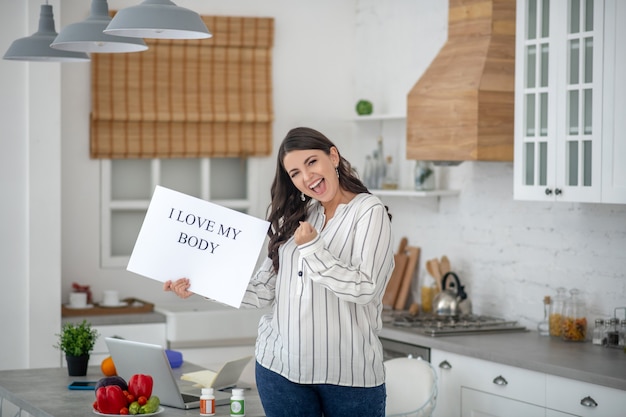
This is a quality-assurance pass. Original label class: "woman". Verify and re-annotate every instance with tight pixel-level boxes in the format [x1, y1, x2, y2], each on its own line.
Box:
[165, 127, 394, 417]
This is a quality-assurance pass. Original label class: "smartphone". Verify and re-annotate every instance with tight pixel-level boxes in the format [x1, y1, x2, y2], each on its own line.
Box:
[68, 381, 98, 390]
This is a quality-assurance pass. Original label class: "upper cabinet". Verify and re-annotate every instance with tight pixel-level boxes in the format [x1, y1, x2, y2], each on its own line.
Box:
[600, 0, 626, 203]
[514, 0, 626, 203]
[406, 0, 516, 162]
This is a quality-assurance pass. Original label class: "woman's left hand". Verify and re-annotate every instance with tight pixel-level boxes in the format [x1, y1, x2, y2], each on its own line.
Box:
[294, 221, 317, 245]
[163, 277, 194, 299]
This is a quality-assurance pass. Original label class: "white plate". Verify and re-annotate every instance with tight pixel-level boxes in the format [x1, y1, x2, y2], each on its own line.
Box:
[64, 304, 94, 309]
[99, 301, 128, 308]
[93, 406, 164, 416]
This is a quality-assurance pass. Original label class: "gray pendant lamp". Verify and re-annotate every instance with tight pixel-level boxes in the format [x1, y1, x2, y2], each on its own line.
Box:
[3, 3, 90, 62]
[51, 0, 148, 53]
[103, 0, 212, 40]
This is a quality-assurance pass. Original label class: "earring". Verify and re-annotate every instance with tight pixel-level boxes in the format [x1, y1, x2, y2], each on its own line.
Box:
[301, 192, 306, 202]
[336, 166, 339, 178]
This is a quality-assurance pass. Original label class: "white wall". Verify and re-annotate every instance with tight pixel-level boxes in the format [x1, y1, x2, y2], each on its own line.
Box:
[0, 0, 29, 370]
[60, 0, 359, 311]
[0, 0, 64, 371]
[2, 0, 359, 371]
[1, 0, 625, 371]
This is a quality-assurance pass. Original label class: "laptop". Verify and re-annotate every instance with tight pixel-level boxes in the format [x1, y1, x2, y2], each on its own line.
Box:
[105, 337, 252, 409]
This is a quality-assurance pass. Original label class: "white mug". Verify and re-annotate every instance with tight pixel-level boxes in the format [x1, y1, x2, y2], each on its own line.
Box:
[69, 292, 88, 308]
[102, 290, 120, 306]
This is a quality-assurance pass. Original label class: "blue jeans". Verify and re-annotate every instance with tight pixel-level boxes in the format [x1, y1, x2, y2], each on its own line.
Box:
[255, 361, 386, 417]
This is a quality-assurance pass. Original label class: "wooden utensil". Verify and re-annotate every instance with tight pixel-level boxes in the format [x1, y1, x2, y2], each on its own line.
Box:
[394, 246, 421, 310]
[440, 255, 451, 276]
[426, 258, 442, 291]
[382, 238, 409, 309]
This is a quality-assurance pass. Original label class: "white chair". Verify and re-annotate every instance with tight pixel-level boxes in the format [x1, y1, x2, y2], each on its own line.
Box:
[384, 356, 438, 417]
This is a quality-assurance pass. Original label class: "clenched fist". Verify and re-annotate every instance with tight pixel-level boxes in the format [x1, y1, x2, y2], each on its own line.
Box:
[294, 221, 317, 245]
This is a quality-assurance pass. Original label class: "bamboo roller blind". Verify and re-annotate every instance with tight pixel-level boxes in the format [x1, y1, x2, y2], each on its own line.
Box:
[90, 16, 274, 159]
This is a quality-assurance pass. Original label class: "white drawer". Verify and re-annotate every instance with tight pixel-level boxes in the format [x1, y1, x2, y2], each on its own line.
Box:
[460, 356, 546, 406]
[546, 374, 626, 417]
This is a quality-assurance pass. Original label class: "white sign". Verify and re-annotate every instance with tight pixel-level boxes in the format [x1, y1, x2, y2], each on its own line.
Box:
[127, 186, 270, 308]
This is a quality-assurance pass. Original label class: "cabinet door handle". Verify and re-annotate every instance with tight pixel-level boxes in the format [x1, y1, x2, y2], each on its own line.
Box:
[555, 188, 562, 195]
[545, 188, 553, 195]
[580, 396, 598, 408]
[492, 375, 508, 386]
[438, 360, 452, 370]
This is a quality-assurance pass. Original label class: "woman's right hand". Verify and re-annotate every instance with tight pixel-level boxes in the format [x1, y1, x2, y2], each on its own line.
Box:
[163, 278, 194, 299]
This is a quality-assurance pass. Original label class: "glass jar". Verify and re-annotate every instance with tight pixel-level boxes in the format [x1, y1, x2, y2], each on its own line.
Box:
[537, 296, 551, 336]
[420, 271, 438, 314]
[414, 161, 435, 191]
[549, 287, 567, 337]
[619, 319, 626, 347]
[592, 318, 605, 345]
[561, 288, 587, 342]
[606, 317, 620, 347]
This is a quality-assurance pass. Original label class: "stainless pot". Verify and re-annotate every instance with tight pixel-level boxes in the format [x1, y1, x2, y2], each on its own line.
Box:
[433, 272, 472, 316]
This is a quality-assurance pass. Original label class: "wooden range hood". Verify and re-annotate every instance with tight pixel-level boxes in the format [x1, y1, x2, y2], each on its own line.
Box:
[407, 0, 515, 162]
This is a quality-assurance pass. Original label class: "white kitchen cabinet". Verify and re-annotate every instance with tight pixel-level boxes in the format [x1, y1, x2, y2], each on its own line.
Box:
[61, 323, 166, 367]
[430, 349, 470, 417]
[461, 387, 546, 417]
[600, 0, 626, 204]
[431, 347, 626, 417]
[514, 0, 626, 203]
[431, 348, 545, 417]
[546, 374, 626, 417]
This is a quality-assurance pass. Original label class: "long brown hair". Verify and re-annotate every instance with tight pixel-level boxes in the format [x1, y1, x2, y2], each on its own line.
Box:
[266, 127, 369, 272]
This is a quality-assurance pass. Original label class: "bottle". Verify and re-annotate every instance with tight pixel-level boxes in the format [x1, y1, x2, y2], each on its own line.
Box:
[376, 136, 386, 184]
[371, 150, 381, 189]
[537, 296, 550, 336]
[200, 387, 215, 416]
[619, 319, 626, 347]
[549, 287, 567, 337]
[230, 388, 245, 416]
[382, 156, 398, 189]
[561, 288, 587, 342]
[606, 317, 620, 347]
[592, 318, 605, 345]
[363, 155, 374, 189]
[603, 317, 613, 346]
[414, 161, 435, 190]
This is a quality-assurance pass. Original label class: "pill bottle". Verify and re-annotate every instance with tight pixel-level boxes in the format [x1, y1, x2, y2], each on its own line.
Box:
[200, 387, 215, 416]
[230, 388, 245, 416]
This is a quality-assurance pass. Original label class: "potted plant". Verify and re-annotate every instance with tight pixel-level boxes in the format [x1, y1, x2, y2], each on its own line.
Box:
[55, 320, 99, 376]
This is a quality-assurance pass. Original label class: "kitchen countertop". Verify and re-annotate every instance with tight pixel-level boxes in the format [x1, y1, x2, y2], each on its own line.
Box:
[0, 363, 265, 417]
[380, 324, 626, 391]
[61, 311, 166, 326]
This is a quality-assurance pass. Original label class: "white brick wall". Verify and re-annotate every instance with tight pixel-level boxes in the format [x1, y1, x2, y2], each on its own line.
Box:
[382, 162, 626, 330]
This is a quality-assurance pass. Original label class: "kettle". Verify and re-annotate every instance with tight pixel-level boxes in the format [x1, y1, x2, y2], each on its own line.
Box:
[433, 272, 472, 316]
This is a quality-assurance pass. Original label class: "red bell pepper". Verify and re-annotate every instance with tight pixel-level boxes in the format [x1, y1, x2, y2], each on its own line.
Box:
[96, 385, 128, 415]
[128, 374, 153, 399]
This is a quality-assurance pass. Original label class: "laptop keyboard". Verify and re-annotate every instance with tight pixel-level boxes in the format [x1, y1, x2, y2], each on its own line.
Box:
[181, 393, 200, 403]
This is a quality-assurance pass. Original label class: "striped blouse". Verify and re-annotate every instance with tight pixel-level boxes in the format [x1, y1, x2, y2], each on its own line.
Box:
[241, 193, 394, 387]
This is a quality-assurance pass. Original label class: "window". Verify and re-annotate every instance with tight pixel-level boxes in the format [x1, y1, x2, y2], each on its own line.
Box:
[100, 158, 249, 267]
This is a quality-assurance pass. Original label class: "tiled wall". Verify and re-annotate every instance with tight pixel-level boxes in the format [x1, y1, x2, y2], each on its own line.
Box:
[382, 162, 626, 329]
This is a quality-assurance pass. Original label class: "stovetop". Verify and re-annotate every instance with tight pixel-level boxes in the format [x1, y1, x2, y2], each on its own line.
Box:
[383, 311, 527, 337]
